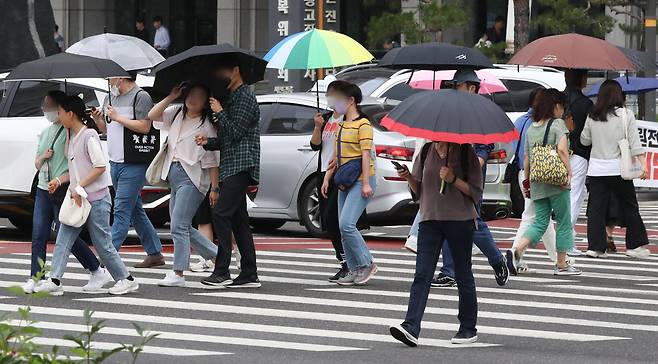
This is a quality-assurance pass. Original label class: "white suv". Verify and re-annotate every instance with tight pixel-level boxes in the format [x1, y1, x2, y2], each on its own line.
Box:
[333, 64, 567, 217]
[0, 74, 170, 229]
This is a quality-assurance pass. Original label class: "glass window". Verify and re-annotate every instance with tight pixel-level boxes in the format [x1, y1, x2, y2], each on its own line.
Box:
[361, 103, 396, 131]
[491, 80, 545, 112]
[381, 83, 421, 101]
[8, 81, 59, 117]
[258, 103, 274, 134]
[265, 104, 319, 135]
[65, 84, 101, 108]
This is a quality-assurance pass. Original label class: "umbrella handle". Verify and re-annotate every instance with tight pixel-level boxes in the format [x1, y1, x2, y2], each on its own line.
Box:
[439, 146, 450, 195]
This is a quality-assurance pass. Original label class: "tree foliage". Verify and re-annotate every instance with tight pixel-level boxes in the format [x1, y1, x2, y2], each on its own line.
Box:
[531, 0, 616, 37]
[366, 0, 469, 47]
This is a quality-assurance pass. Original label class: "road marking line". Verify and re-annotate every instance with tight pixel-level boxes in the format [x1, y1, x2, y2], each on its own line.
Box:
[79, 296, 626, 342]
[23, 337, 231, 356]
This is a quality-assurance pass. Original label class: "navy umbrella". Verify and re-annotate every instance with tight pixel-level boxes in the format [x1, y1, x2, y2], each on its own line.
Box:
[586, 76, 658, 96]
[153, 43, 267, 95]
[379, 42, 493, 71]
[4, 52, 129, 81]
[381, 89, 518, 144]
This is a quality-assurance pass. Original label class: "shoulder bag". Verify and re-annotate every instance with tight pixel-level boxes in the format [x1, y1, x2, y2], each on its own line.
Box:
[58, 131, 92, 228]
[503, 119, 528, 183]
[529, 119, 569, 186]
[145, 107, 183, 187]
[333, 122, 362, 191]
[618, 108, 643, 180]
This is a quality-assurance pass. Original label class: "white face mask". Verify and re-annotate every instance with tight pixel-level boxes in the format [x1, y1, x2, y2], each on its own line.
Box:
[43, 111, 59, 123]
[326, 96, 337, 109]
[110, 84, 121, 97]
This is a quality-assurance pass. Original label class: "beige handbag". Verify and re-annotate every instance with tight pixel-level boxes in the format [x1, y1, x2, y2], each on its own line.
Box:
[145, 137, 169, 187]
[59, 158, 91, 228]
[618, 108, 643, 180]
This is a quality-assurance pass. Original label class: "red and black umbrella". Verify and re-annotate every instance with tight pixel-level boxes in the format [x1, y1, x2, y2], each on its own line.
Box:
[381, 89, 518, 144]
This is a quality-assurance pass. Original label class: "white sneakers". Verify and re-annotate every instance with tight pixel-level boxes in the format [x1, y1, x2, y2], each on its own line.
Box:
[22, 279, 36, 294]
[585, 250, 608, 259]
[83, 268, 114, 292]
[34, 279, 64, 296]
[108, 279, 139, 295]
[626, 246, 651, 259]
[158, 271, 186, 287]
[190, 259, 215, 273]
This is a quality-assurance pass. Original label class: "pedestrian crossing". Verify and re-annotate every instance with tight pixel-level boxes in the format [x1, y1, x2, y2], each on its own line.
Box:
[1, 245, 658, 361]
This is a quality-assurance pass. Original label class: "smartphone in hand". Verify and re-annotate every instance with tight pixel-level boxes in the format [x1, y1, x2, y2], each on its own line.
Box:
[391, 161, 405, 171]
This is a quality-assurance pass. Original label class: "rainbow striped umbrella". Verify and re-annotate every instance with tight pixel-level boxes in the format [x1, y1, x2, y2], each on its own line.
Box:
[264, 29, 373, 70]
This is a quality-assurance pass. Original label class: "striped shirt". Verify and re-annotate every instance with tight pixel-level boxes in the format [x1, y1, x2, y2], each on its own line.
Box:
[336, 117, 376, 179]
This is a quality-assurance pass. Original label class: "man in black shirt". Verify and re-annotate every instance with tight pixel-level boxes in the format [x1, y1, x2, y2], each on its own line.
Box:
[485, 16, 506, 44]
[135, 18, 150, 43]
[564, 69, 593, 256]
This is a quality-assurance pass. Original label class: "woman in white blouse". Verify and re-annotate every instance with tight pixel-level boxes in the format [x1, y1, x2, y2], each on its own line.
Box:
[580, 80, 650, 259]
[149, 83, 220, 286]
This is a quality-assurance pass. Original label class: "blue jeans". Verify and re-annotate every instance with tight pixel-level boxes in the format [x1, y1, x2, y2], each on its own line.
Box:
[31, 188, 100, 278]
[441, 210, 504, 278]
[337, 175, 376, 271]
[403, 219, 477, 337]
[110, 161, 161, 255]
[51, 195, 129, 281]
[168, 163, 217, 271]
[408, 211, 421, 238]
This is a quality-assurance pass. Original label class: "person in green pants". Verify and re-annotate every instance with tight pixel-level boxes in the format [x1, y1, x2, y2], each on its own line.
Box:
[506, 88, 582, 276]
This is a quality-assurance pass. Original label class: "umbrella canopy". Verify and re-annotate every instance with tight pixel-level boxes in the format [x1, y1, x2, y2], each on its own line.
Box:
[379, 42, 493, 71]
[586, 76, 658, 96]
[381, 89, 518, 144]
[409, 70, 508, 94]
[264, 29, 374, 70]
[67, 33, 165, 71]
[153, 43, 267, 93]
[4, 52, 129, 81]
[508, 33, 635, 71]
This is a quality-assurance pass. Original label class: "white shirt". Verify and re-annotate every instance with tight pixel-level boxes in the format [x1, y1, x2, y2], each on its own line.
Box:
[587, 157, 621, 176]
[154, 26, 170, 49]
[320, 115, 342, 172]
[156, 106, 219, 193]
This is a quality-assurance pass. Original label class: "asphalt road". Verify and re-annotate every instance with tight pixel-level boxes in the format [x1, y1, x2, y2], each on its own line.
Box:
[0, 200, 657, 363]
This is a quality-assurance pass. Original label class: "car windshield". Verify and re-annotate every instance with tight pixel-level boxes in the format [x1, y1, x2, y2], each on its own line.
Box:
[336, 68, 397, 96]
[361, 103, 396, 131]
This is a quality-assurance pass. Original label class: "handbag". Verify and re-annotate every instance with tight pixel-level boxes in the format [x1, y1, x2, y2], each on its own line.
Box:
[333, 122, 362, 190]
[145, 137, 169, 187]
[618, 108, 643, 180]
[529, 119, 569, 186]
[58, 149, 91, 228]
[503, 118, 528, 183]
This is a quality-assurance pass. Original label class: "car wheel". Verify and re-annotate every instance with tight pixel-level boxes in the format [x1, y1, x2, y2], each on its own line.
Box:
[299, 178, 325, 237]
[250, 219, 286, 232]
[510, 175, 525, 217]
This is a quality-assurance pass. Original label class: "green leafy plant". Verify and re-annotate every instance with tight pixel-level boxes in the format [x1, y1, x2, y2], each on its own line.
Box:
[1, 259, 157, 363]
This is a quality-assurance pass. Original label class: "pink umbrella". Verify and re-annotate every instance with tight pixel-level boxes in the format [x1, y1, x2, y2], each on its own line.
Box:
[409, 70, 508, 94]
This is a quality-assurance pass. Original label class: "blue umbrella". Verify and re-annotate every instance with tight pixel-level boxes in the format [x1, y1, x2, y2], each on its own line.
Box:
[586, 76, 658, 96]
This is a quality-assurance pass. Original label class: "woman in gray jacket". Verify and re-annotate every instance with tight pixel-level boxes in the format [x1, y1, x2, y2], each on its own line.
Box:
[580, 80, 650, 259]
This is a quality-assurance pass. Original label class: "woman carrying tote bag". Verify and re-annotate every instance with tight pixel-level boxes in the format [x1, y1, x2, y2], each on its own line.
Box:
[580, 80, 650, 259]
[34, 96, 138, 296]
[506, 89, 582, 276]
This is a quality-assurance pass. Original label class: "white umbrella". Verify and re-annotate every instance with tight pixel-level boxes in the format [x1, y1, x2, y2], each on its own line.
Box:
[67, 33, 165, 71]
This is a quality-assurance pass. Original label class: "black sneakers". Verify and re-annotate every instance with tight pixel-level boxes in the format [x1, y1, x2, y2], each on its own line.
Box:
[389, 324, 418, 347]
[227, 275, 261, 288]
[430, 273, 456, 287]
[329, 263, 349, 283]
[493, 257, 509, 286]
[200, 274, 233, 287]
[451, 330, 478, 344]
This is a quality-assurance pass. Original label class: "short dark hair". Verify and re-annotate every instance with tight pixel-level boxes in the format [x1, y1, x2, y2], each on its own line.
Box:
[528, 87, 542, 107]
[495, 16, 505, 23]
[54, 24, 59, 32]
[326, 80, 351, 93]
[136, 18, 145, 24]
[46, 90, 67, 106]
[589, 80, 624, 121]
[565, 69, 588, 89]
[153, 16, 163, 23]
[128, 70, 138, 82]
[532, 88, 566, 122]
[330, 81, 363, 105]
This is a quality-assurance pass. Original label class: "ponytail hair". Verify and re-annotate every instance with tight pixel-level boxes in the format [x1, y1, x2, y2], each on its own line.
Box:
[59, 95, 100, 133]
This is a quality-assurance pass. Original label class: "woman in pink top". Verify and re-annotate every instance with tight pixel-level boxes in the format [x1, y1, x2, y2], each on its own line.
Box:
[149, 83, 220, 287]
[34, 95, 138, 296]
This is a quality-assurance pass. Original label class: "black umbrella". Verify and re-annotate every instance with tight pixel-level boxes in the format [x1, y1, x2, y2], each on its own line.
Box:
[153, 43, 267, 94]
[379, 42, 493, 71]
[5, 52, 129, 81]
[381, 89, 517, 144]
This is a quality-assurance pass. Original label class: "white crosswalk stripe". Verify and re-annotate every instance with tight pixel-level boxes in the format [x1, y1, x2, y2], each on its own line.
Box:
[1, 244, 658, 360]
